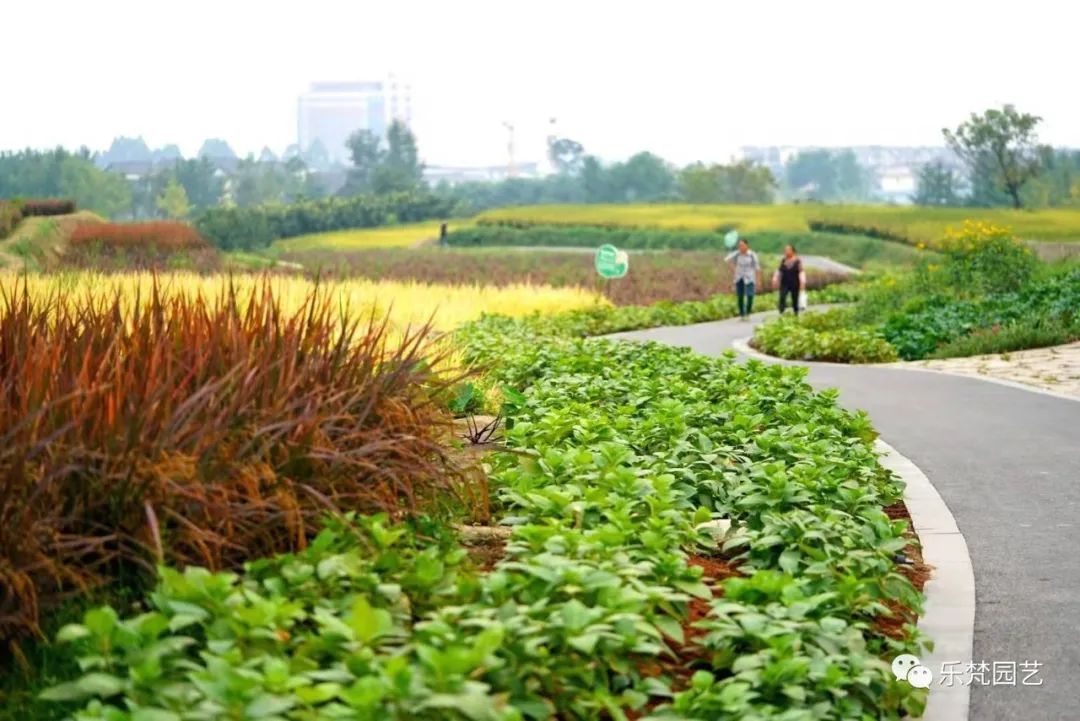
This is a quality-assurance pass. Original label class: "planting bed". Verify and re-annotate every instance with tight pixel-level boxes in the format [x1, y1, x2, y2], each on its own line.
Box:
[2, 278, 929, 720]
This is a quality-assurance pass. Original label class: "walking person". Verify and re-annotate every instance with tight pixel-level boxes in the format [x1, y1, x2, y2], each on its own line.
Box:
[773, 244, 806, 316]
[725, 238, 761, 320]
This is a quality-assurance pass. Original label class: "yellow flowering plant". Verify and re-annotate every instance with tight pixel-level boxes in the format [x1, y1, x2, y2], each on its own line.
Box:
[927, 220, 1036, 295]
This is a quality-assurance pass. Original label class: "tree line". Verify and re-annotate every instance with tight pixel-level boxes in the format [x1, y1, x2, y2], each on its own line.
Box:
[1, 104, 1074, 221]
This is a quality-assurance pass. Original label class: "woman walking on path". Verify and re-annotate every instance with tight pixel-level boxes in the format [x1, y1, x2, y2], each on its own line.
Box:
[726, 238, 762, 320]
[774, 244, 806, 316]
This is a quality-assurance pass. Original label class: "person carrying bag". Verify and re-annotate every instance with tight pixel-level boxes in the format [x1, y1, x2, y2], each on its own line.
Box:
[773, 244, 807, 316]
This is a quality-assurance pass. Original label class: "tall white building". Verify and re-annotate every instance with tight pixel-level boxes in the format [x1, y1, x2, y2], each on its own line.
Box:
[297, 76, 412, 165]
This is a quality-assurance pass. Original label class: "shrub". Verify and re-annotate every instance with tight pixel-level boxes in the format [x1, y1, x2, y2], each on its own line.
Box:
[21, 199, 76, 217]
[752, 310, 899, 363]
[0, 279, 465, 647]
[195, 192, 456, 251]
[0, 200, 21, 238]
[69, 221, 208, 251]
[929, 318, 1080, 359]
[927, 220, 1037, 295]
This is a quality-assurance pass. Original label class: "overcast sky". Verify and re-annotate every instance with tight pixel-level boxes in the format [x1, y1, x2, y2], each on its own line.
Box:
[1, 0, 1075, 166]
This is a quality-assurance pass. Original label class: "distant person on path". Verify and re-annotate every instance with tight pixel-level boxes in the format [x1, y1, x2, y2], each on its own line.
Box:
[726, 238, 761, 320]
[774, 244, 806, 316]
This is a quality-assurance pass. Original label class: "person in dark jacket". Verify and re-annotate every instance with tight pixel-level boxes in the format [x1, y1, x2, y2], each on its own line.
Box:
[773, 244, 806, 316]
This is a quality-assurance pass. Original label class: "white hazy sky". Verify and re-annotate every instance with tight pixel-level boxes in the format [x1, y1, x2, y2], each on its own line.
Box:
[1, 0, 1075, 166]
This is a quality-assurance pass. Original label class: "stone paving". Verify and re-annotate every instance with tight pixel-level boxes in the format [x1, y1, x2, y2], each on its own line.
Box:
[895, 341, 1080, 399]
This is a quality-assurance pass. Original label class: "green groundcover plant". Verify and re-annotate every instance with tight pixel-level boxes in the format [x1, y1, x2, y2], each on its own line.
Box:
[752, 309, 898, 364]
[32, 307, 928, 720]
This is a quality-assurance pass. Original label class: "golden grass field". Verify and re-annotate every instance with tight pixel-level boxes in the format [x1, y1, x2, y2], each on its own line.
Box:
[271, 219, 476, 252]
[0, 271, 605, 334]
[476, 204, 1080, 243]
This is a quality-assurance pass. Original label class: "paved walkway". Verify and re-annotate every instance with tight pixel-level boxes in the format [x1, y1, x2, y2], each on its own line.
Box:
[611, 313, 1080, 721]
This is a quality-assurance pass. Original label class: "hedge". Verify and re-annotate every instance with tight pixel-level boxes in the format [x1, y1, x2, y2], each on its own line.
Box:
[194, 192, 457, 251]
[0, 198, 78, 238]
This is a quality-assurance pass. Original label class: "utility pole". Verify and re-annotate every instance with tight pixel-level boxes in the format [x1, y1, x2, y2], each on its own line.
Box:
[503, 121, 516, 178]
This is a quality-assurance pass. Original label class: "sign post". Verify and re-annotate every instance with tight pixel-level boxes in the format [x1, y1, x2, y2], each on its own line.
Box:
[594, 244, 629, 279]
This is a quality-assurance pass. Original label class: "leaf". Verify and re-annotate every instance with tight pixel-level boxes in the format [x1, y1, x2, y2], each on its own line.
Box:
[84, 607, 119, 637]
[244, 694, 296, 717]
[420, 691, 502, 721]
[346, 596, 393, 643]
[168, 614, 205, 632]
[44, 673, 125, 700]
[568, 633, 600, 654]
[559, 599, 591, 632]
[56, 623, 90, 643]
[778, 548, 801, 574]
[39, 682, 91, 702]
[131, 708, 182, 721]
[653, 616, 684, 644]
[673, 580, 712, 600]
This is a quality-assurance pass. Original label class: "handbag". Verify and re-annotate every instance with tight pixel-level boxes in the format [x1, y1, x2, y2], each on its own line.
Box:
[798, 290, 808, 311]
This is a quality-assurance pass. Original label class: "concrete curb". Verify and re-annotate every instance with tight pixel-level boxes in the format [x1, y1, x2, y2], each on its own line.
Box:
[875, 439, 975, 721]
[731, 336, 1080, 404]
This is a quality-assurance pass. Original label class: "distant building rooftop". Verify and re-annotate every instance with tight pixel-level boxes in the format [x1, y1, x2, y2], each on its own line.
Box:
[308, 81, 383, 93]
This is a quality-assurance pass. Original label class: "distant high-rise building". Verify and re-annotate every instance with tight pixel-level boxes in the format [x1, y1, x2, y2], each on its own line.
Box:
[297, 76, 412, 165]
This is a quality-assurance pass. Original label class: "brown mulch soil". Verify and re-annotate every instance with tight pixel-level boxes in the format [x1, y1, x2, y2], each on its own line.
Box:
[875, 501, 934, 639]
[464, 537, 506, 571]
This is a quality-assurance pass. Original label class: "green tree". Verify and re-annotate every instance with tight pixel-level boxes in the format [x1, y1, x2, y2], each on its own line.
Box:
[943, 105, 1043, 209]
[678, 161, 775, 204]
[547, 137, 585, 175]
[581, 156, 610, 202]
[784, 150, 871, 201]
[343, 130, 383, 194]
[232, 157, 288, 207]
[57, 151, 131, 217]
[607, 152, 675, 202]
[155, 179, 190, 218]
[913, 160, 960, 206]
[173, 158, 223, 208]
[344, 121, 424, 195]
[373, 120, 424, 194]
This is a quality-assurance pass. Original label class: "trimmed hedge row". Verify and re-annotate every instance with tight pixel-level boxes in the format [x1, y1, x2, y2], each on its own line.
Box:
[808, 219, 912, 245]
[447, 223, 728, 250]
[0, 198, 77, 238]
[445, 224, 923, 268]
[194, 192, 457, 251]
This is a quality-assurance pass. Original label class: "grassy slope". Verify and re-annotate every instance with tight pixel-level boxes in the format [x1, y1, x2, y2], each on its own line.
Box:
[0, 212, 103, 270]
[477, 203, 1080, 243]
[269, 219, 475, 253]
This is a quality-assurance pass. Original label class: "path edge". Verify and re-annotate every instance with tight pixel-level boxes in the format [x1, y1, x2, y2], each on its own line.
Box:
[731, 336, 1080, 404]
[874, 438, 975, 721]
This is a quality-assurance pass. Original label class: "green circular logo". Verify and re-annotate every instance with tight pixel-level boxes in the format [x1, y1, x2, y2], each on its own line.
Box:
[595, 244, 629, 279]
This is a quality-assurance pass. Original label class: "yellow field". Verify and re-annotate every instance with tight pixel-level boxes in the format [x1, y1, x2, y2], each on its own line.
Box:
[273, 220, 476, 252]
[478, 204, 809, 233]
[477, 204, 1080, 243]
[0, 271, 605, 334]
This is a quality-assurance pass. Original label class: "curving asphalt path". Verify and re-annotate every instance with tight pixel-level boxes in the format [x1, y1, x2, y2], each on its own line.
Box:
[611, 313, 1080, 721]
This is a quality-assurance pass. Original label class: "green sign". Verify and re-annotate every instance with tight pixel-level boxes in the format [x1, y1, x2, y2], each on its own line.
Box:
[723, 230, 739, 249]
[595, 244, 629, 279]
